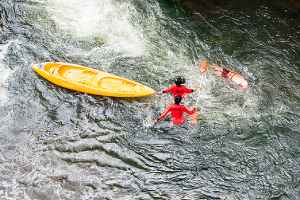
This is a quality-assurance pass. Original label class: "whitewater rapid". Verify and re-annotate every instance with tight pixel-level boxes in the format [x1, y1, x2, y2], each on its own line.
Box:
[47, 0, 145, 57]
[0, 41, 13, 105]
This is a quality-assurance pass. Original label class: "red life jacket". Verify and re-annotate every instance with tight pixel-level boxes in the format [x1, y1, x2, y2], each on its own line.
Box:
[222, 68, 230, 78]
[162, 84, 193, 98]
[158, 104, 196, 125]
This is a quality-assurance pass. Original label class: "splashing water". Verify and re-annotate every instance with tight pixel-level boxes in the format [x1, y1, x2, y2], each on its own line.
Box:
[0, 0, 299, 199]
[0, 41, 13, 106]
[47, 0, 145, 57]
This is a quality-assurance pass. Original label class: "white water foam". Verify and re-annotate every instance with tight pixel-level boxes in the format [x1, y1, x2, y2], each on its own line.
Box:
[47, 0, 144, 57]
[0, 42, 13, 106]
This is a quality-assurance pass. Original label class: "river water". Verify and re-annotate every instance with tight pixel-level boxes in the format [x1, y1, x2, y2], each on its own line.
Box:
[0, 0, 299, 199]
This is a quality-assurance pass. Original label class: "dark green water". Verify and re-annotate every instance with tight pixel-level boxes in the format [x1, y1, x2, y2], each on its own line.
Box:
[0, 0, 299, 199]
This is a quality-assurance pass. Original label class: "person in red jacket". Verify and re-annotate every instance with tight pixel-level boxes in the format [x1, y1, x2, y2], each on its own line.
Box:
[156, 96, 197, 126]
[162, 76, 194, 98]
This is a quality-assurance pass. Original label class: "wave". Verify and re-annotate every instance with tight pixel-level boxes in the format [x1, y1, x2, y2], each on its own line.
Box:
[0, 41, 13, 106]
[46, 0, 144, 57]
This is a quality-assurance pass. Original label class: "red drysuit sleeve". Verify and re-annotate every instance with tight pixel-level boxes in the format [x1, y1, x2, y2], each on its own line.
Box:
[182, 106, 196, 115]
[157, 106, 171, 121]
[162, 85, 175, 94]
[182, 86, 194, 94]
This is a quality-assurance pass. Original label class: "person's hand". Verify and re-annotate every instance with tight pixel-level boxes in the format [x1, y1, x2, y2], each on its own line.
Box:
[155, 91, 163, 96]
[155, 118, 161, 124]
[192, 86, 201, 91]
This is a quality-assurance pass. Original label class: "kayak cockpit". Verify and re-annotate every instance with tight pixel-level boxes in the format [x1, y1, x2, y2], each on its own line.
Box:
[97, 77, 142, 93]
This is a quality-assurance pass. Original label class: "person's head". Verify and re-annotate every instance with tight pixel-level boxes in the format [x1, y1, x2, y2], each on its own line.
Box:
[174, 76, 185, 86]
[174, 96, 182, 105]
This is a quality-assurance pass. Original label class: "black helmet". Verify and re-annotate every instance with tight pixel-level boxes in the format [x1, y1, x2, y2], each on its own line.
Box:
[174, 96, 182, 104]
[174, 76, 185, 86]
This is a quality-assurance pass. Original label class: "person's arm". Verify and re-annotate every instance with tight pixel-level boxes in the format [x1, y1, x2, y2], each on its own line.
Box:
[182, 106, 198, 124]
[162, 85, 174, 94]
[157, 106, 171, 122]
[182, 106, 196, 115]
[183, 86, 194, 94]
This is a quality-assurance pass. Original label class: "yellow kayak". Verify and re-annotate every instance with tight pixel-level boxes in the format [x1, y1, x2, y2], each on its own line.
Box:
[32, 62, 155, 97]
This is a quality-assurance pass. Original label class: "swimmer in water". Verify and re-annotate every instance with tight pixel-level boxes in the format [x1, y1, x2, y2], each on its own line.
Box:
[156, 96, 197, 126]
[199, 60, 249, 90]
